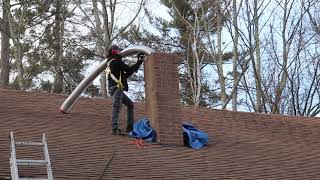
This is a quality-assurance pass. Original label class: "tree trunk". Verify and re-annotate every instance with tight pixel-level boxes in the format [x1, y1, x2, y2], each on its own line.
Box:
[253, 0, 263, 112]
[15, 43, 24, 89]
[191, 10, 201, 107]
[10, 2, 26, 89]
[102, 0, 114, 98]
[273, 0, 289, 113]
[0, 0, 10, 89]
[232, 0, 239, 111]
[100, 74, 107, 98]
[93, 0, 107, 98]
[52, 0, 64, 93]
[217, 0, 227, 108]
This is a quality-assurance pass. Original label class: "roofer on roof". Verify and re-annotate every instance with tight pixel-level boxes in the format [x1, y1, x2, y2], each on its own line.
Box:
[106, 45, 145, 135]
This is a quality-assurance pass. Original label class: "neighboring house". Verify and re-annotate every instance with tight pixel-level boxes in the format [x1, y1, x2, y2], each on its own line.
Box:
[0, 53, 320, 179]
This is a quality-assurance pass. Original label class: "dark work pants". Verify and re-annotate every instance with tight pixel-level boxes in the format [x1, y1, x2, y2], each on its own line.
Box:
[109, 86, 134, 131]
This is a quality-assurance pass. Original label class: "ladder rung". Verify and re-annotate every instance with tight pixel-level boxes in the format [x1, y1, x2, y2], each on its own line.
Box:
[19, 178, 48, 180]
[15, 141, 43, 146]
[16, 159, 46, 166]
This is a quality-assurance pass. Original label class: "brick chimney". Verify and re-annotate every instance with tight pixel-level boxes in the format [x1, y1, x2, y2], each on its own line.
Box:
[144, 53, 183, 146]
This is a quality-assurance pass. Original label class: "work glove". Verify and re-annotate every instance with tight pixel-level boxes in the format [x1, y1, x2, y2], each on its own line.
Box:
[137, 52, 145, 64]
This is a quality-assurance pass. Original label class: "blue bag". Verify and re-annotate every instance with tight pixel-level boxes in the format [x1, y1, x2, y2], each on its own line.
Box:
[182, 122, 209, 149]
[129, 117, 157, 142]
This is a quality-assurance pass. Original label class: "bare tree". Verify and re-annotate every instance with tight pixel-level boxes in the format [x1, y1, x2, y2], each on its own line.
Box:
[189, 11, 202, 107]
[267, 0, 308, 113]
[168, 1, 209, 107]
[253, 0, 263, 112]
[287, 52, 320, 116]
[240, 0, 319, 115]
[216, 0, 227, 108]
[224, 0, 261, 111]
[284, 0, 320, 116]
[78, 0, 145, 98]
[231, 0, 242, 111]
[201, 0, 232, 109]
[305, 0, 320, 35]
[169, 0, 232, 108]
[92, 0, 106, 97]
[243, 0, 270, 112]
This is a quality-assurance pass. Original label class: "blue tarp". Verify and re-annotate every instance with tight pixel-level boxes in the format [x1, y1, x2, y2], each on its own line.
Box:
[129, 117, 157, 142]
[182, 122, 209, 149]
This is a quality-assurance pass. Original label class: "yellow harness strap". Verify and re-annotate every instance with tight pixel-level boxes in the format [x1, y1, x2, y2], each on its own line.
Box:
[116, 72, 124, 89]
[106, 59, 124, 89]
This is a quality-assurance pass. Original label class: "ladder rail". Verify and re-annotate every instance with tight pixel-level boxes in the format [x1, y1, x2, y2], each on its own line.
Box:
[42, 133, 53, 180]
[9, 131, 53, 180]
[10, 131, 19, 180]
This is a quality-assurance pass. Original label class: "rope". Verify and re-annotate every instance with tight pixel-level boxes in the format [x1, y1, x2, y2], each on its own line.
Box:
[97, 136, 184, 179]
[98, 89, 124, 180]
[98, 132, 119, 180]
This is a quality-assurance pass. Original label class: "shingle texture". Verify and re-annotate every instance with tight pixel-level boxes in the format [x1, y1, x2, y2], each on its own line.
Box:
[1, 89, 320, 180]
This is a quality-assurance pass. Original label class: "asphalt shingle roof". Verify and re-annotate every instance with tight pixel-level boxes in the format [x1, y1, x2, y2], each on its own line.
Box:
[0, 89, 320, 180]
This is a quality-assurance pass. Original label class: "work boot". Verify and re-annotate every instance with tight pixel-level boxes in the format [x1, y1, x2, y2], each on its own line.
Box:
[126, 125, 133, 133]
[117, 129, 128, 136]
[111, 129, 118, 135]
[111, 129, 127, 136]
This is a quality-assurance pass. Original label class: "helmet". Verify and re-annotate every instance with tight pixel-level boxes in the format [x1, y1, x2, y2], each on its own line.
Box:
[107, 45, 123, 57]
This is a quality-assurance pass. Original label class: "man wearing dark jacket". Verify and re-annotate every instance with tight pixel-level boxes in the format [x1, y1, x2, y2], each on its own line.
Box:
[106, 45, 144, 135]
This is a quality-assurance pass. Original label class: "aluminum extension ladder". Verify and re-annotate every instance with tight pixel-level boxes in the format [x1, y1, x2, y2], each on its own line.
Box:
[9, 131, 53, 180]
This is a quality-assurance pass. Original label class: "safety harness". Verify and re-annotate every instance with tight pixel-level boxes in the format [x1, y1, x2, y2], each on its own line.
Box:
[106, 58, 124, 89]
